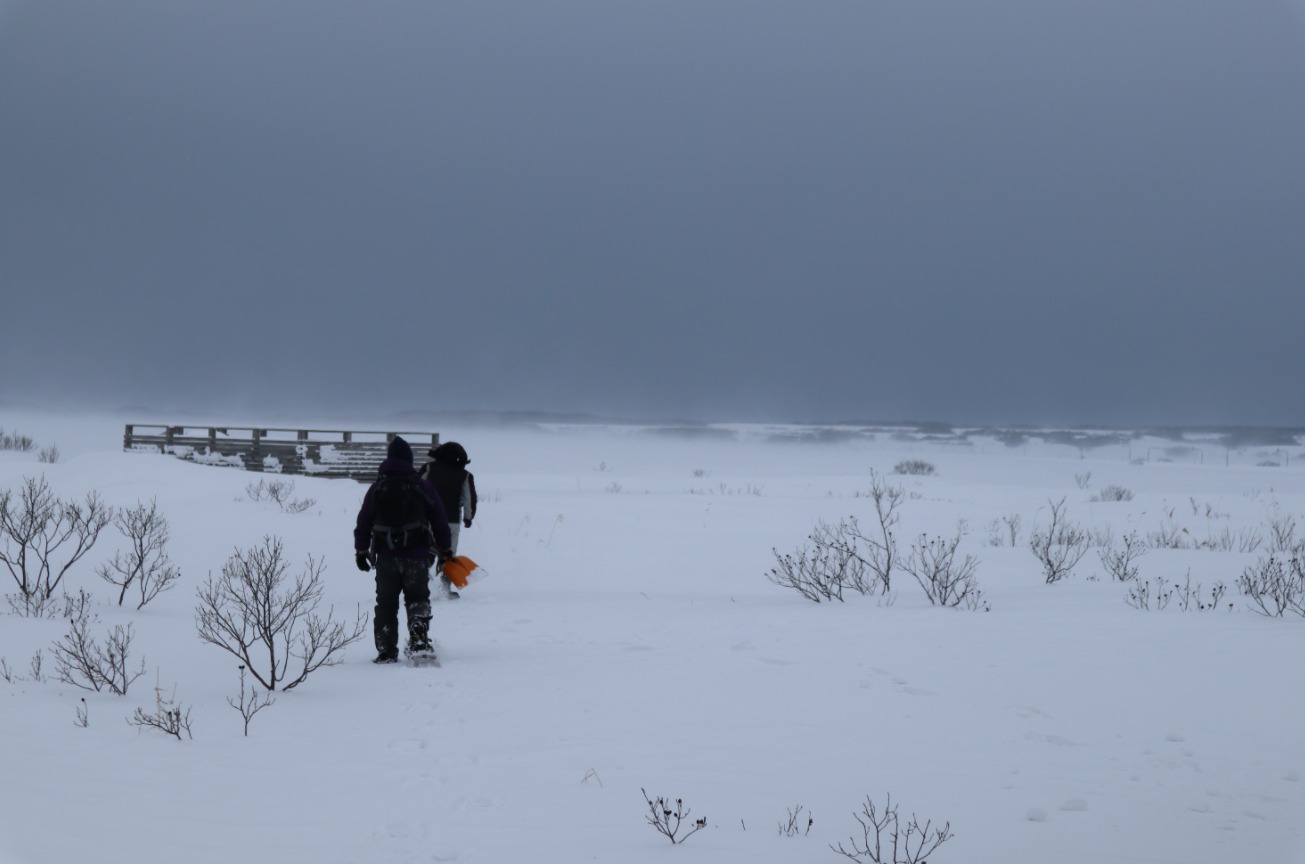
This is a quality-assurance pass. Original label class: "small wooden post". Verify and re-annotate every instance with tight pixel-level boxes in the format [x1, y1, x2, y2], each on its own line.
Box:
[123, 425, 133, 450]
[250, 429, 264, 472]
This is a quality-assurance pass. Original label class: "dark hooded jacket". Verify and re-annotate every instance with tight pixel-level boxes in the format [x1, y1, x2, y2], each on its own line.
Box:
[418, 441, 477, 526]
[354, 437, 452, 558]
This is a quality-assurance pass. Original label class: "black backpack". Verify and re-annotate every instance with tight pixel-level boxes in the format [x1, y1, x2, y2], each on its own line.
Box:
[371, 474, 434, 551]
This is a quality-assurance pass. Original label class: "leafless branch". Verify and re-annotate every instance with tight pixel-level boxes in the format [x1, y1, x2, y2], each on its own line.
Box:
[0, 477, 112, 616]
[96, 499, 182, 608]
[226, 664, 277, 736]
[129, 675, 193, 740]
[641, 789, 707, 845]
[901, 533, 985, 609]
[1029, 497, 1090, 583]
[195, 536, 367, 691]
[832, 794, 954, 864]
[50, 605, 146, 695]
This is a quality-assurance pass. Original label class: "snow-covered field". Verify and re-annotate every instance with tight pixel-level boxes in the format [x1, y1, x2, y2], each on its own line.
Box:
[2, 407, 1303, 864]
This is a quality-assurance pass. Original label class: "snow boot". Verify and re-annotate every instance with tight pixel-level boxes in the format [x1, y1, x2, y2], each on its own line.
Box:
[374, 622, 399, 663]
[438, 573, 460, 600]
[408, 617, 434, 654]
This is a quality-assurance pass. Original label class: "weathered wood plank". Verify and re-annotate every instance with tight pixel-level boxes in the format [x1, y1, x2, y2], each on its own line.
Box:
[124, 424, 439, 482]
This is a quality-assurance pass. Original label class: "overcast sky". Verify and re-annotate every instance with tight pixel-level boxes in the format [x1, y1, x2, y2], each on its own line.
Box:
[3, 1, 1304, 427]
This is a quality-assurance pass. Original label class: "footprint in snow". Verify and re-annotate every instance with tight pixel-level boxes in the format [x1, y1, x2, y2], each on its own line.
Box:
[388, 738, 428, 753]
[380, 821, 428, 840]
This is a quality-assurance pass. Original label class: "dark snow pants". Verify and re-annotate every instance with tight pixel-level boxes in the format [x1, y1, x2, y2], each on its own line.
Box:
[373, 556, 432, 654]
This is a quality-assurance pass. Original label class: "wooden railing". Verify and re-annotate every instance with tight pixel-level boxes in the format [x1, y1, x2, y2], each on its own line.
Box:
[123, 425, 440, 482]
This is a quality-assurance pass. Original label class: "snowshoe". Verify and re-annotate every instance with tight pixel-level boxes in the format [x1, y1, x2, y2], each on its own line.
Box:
[405, 636, 440, 667]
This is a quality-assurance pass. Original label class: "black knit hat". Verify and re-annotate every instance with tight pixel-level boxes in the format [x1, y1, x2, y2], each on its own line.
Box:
[387, 436, 414, 464]
[433, 441, 469, 466]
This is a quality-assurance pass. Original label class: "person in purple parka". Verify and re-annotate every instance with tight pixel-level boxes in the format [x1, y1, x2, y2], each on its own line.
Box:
[354, 436, 452, 663]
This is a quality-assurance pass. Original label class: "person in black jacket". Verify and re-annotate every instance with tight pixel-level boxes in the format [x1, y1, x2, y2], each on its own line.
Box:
[354, 436, 452, 662]
[418, 441, 478, 599]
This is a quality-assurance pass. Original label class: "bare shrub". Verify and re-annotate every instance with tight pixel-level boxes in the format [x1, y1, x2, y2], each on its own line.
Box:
[1002, 513, 1022, 547]
[1193, 526, 1263, 553]
[1074, 472, 1093, 490]
[0, 652, 49, 684]
[1266, 507, 1299, 553]
[1146, 521, 1190, 550]
[831, 793, 954, 864]
[49, 604, 147, 695]
[0, 428, 35, 452]
[1091, 485, 1134, 502]
[779, 804, 813, 837]
[641, 789, 707, 845]
[986, 513, 1024, 547]
[860, 470, 903, 592]
[1, 476, 112, 616]
[1189, 497, 1228, 519]
[1028, 498, 1090, 584]
[769, 506, 908, 603]
[96, 499, 181, 609]
[769, 524, 857, 603]
[901, 532, 986, 609]
[245, 479, 316, 514]
[770, 472, 905, 602]
[57, 586, 96, 621]
[1238, 555, 1305, 617]
[28, 649, 45, 682]
[194, 536, 368, 691]
[1125, 572, 1228, 612]
[892, 460, 935, 477]
[1099, 531, 1147, 582]
[227, 664, 276, 736]
[1087, 524, 1115, 548]
[129, 675, 193, 740]
[37, 445, 60, 464]
[1125, 575, 1173, 611]
[822, 519, 888, 596]
[1173, 572, 1229, 612]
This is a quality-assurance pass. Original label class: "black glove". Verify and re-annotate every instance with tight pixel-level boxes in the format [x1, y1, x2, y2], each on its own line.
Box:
[463, 519, 472, 529]
[440, 549, 455, 564]
[355, 551, 371, 572]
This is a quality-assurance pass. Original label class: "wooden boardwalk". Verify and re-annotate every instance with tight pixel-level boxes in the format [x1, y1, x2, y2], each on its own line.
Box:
[123, 424, 439, 482]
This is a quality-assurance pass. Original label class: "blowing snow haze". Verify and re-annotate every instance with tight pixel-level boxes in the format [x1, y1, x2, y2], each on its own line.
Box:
[2, 1, 1304, 428]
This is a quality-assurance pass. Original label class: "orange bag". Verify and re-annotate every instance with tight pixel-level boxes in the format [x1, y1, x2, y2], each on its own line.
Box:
[442, 555, 478, 588]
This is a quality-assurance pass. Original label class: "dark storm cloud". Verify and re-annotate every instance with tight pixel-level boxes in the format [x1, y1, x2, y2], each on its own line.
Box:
[3, 1, 1304, 426]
